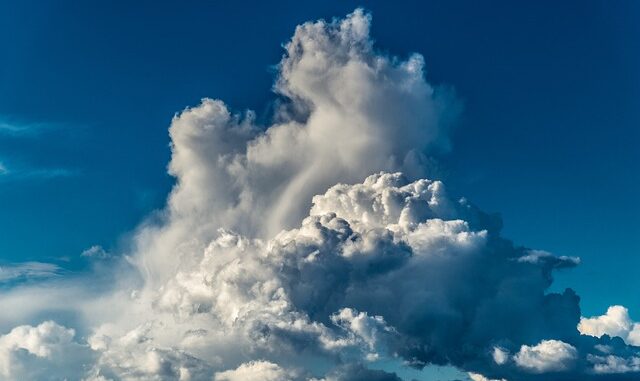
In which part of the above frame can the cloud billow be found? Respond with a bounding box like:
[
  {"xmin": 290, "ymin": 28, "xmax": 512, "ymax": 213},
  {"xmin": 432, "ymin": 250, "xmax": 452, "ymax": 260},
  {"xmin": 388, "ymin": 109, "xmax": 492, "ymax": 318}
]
[{"xmin": 0, "ymin": 8, "xmax": 637, "ymax": 381}]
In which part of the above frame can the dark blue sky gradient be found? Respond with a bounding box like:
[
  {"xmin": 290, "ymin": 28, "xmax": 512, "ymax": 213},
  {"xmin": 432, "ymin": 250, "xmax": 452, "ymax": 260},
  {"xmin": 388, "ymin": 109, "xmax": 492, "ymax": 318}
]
[{"xmin": 0, "ymin": 0, "xmax": 638, "ymax": 316}]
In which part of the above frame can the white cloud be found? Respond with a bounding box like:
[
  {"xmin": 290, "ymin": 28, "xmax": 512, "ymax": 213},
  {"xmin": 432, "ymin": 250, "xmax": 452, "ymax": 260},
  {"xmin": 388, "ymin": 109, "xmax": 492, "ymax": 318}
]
[
  {"xmin": 578, "ymin": 305, "xmax": 640, "ymax": 346},
  {"xmin": 588, "ymin": 354, "xmax": 640, "ymax": 374},
  {"xmin": 0, "ymin": 120, "xmax": 49, "ymax": 136},
  {"xmin": 0, "ymin": 8, "xmax": 637, "ymax": 381},
  {"xmin": 115, "ymin": 170, "xmax": 590, "ymax": 379},
  {"xmin": 85, "ymin": 322, "xmax": 216, "ymax": 380},
  {"xmin": 136, "ymin": 7, "xmax": 457, "ymax": 290},
  {"xmin": 214, "ymin": 361, "xmax": 299, "ymax": 381},
  {"xmin": 0, "ymin": 321, "xmax": 93, "ymax": 380},
  {"xmin": 0, "ymin": 262, "xmax": 61, "ymax": 283},
  {"xmin": 331, "ymin": 308, "xmax": 395, "ymax": 360},
  {"xmin": 0, "ymin": 161, "xmax": 78, "ymax": 181},
  {"xmin": 468, "ymin": 372, "xmax": 507, "ymax": 381},
  {"xmin": 513, "ymin": 340, "xmax": 577, "ymax": 373},
  {"xmin": 517, "ymin": 250, "xmax": 580, "ymax": 268},
  {"xmin": 492, "ymin": 346, "xmax": 509, "ymax": 365},
  {"xmin": 81, "ymin": 245, "xmax": 111, "ymax": 260}
]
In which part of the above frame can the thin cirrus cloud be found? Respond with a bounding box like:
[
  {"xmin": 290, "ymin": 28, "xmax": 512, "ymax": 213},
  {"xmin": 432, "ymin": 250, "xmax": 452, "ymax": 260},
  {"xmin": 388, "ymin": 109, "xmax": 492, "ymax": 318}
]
[
  {"xmin": 0, "ymin": 120, "xmax": 56, "ymax": 137},
  {"xmin": 0, "ymin": 161, "xmax": 78, "ymax": 181},
  {"xmin": 0, "ymin": 8, "xmax": 637, "ymax": 381},
  {"xmin": 0, "ymin": 262, "xmax": 62, "ymax": 283},
  {"xmin": 0, "ymin": 121, "xmax": 41, "ymax": 137},
  {"xmin": 0, "ymin": 120, "xmax": 78, "ymax": 181}
]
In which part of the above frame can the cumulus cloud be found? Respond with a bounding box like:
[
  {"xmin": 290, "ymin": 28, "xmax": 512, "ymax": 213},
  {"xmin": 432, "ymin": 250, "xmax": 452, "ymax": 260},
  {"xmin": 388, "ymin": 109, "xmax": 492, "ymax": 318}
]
[
  {"xmin": 85, "ymin": 322, "xmax": 215, "ymax": 381},
  {"xmin": 467, "ymin": 372, "xmax": 506, "ymax": 381},
  {"xmin": 579, "ymin": 306, "xmax": 640, "ymax": 346},
  {"xmin": 331, "ymin": 308, "xmax": 394, "ymax": 361},
  {"xmin": 0, "ymin": 8, "xmax": 638, "ymax": 381},
  {"xmin": 137, "ymin": 7, "xmax": 457, "ymax": 289},
  {"xmin": 0, "ymin": 321, "xmax": 93, "ymax": 380},
  {"xmin": 214, "ymin": 361, "xmax": 300, "ymax": 381},
  {"xmin": 88, "ymin": 171, "xmax": 638, "ymax": 380},
  {"xmin": 587, "ymin": 354, "xmax": 640, "ymax": 374},
  {"xmin": 513, "ymin": 340, "xmax": 577, "ymax": 373}
]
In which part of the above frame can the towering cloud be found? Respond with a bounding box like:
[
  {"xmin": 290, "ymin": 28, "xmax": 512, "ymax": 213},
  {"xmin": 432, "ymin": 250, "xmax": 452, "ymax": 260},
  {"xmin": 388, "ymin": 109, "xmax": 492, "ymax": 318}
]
[
  {"xmin": 136, "ymin": 8, "xmax": 456, "ymax": 289},
  {"xmin": 0, "ymin": 8, "xmax": 638, "ymax": 381}
]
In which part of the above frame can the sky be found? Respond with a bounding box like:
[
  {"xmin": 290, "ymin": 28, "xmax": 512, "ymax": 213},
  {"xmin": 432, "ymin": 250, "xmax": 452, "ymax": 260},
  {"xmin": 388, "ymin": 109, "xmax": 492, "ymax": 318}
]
[{"xmin": 0, "ymin": 1, "xmax": 639, "ymax": 380}]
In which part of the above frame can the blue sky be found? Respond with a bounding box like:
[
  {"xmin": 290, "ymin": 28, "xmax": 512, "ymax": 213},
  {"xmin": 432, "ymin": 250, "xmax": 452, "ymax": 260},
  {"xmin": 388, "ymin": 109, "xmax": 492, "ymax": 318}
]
[{"xmin": 0, "ymin": 0, "xmax": 638, "ymax": 371}]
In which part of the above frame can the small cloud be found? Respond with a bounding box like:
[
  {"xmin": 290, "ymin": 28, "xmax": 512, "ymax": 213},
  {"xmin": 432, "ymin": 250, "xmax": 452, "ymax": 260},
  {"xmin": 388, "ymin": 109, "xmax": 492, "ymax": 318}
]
[
  {"xmin": 23, "ymin": 167, "xmax": 79, "ymax": 179},
  {"xmin": 517, "ymin": 249, "xmax": 580, "ymax": 268},
  {"xmin": 0, "ymin": 161, "xmax": 78, "ymax": 182},
  {"xmin": 492, "ymin": 346, "xmax": 510, "ymax": 365},
  {"xmin": 0, "ymin": 118, "xmax": 66, "ymax": 138},
  {"xmin": 513, "ymin": 340, "xmax": 577, "ymax": 373},
  {"xmin": 0, "ymin": 118, "xmax": 79, "ymax": 182},
  {"xmin": 468, "ymin": 372, "xmax": 507, "ymax": 381},
  {"xmin": 0, "ymin": 262, "xmax": 62, "ymax": 283},
  {"xmin": 81, "ymin": 245, "xmax": 111, "ymax": 260}
]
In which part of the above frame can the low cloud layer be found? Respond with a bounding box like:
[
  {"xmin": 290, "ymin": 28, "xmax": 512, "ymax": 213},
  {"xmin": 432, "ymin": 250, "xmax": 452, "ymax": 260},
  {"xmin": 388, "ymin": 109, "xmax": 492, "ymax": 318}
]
[{"xmin": 0, "ymin": 8, "xmax": 637, "ymax": 381}]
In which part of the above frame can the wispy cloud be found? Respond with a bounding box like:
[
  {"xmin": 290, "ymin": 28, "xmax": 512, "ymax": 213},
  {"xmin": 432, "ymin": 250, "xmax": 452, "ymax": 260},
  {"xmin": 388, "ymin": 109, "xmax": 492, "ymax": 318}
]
[
  {"xmin": 0, "ymin": 120, "xmax": 55, "ymax": 137},
  {"xmin": 0, "ymin": 161, "xmax": 79, "ymax": 182},
  {"xmin": 0, "ymin": 118, "xmax": 79, "ymax": 182},
  {"xmin": 0, "ymin": 262, "xmax": 62, "ymax": 283}
]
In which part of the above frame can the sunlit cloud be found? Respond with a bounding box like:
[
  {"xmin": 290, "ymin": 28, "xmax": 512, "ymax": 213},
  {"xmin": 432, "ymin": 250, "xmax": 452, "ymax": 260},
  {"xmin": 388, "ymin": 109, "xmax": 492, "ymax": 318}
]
[{"xmin": 0, "ymin": 8, "xmax": 636, "ymax": 381}]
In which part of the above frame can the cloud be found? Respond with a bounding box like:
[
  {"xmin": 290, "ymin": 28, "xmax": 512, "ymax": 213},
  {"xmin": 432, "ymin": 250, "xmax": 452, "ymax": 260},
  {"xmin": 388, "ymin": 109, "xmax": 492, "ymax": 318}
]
[
  {"xmin": 0, "ymin": 120, "xmax": 50, "ymax": 137},
  {"xmin": 0, "ymin": 321, "xmax": 93, "ymax": 380},
  {"xmin": 517, "ymin": 249, "xmax": 580, "ymax": 268},
  {"xmin": 81, "ymin": 245, "xmax": 112, "ymax": 260},
  {"xmin": 0, "ymin": 161, "xmax": 78, "ymax": 181},
  {"xmin": 467, "ymin": 372, "xmax": 506, "ymax": 381},
  {"xmin": 214, "ymin": 361, "xmax": 300, "ymax": 381},
  {"xmin": 587, "ymin": 354, "xmax": 640, "ymax": 374},
  {"xmin": 0, "ymin": 262, "xmax": 62, "ymax": 283},
  {"xmin": 492, "ymin": 347, "xmax": 509, "ymax": 365},
  {"xmin": 137, "ymin": 7, "xmax": 457, "ymax": 289},
  {"xmin": 578, "ymin": 306, "xmax": 640, "ymax": 346},
  {"xmin": 331, "ymin": 308, "xmax": 394, "ymax": 361},
  {"xmin": 0, "ymin": 118, "xmax": 76, "ymax": 138},
  {"xmin": 91, "ymin": 171, "xmax": 638, "ymax": 380},
  {"xmin": 513, "ymin": 340, "xmax": 577, "ymax": 373},
  {"xmin": 86, "ymin": 322, "xmax": 215, "ymax": 381},
  {"xmin": 0, "ymin": 119, "xmax": 78, "ymax": 182},
  {"xmin": 0, "ymin": 8, "xmax": 638, "ymax": 381}
]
